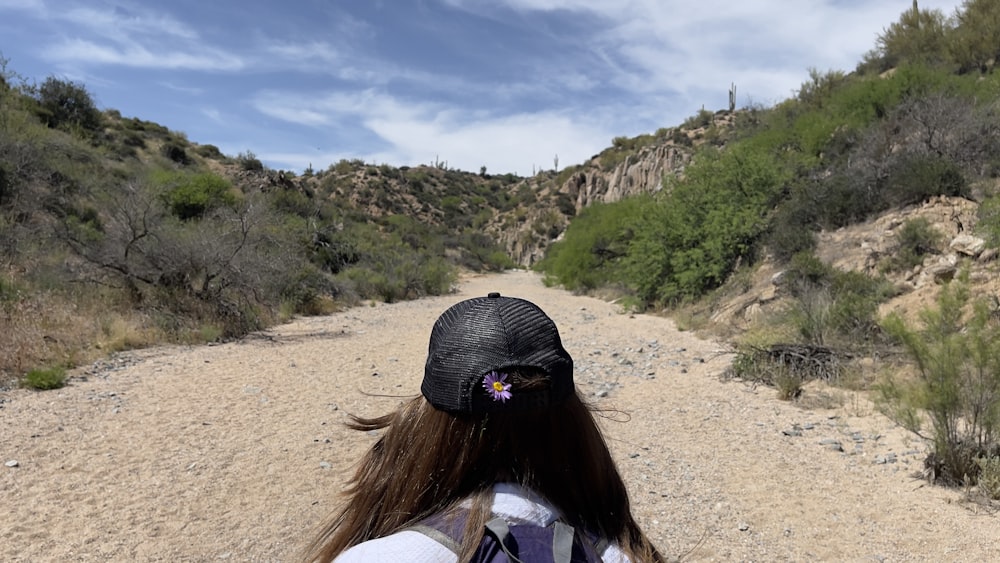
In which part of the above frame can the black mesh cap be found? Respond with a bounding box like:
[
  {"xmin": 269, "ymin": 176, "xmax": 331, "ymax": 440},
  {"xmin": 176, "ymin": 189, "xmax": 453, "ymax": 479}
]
[{"xmin": 421, "ymin": 292, "xmax": 574, "ymax": 413}]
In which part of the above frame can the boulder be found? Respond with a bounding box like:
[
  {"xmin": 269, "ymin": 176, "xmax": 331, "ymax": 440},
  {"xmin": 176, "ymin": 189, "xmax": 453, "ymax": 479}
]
[{"xmin": 949, "ymin": 234, "xmax": 986, "ymax": 257}]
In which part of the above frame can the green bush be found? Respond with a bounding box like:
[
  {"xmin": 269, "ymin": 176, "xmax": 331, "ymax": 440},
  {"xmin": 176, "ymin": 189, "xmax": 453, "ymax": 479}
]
[
  {"xmin": 859, "ymin": 4, "xmax": 950, "ymax": 74},
  {"xmin": 682, "ymin": 109, "xmax": 714, "ymax": 129},
  {"xmin": 878, "ymin": 277, "xmax": 1000, "ymax": 486},
  {"xmin": 976, "ymin": 456, "xmax": 1000, "ymax": 500},
  {"xmin": 949, "ymin": 0, "xmax": 1000, "ymax": 73},
  {"xmin": 729, "ymin": 347, "xmax": 806, "ymax": 400},
  {"xmin": 623, "ymin": 143, "xmax": 789, "ymax": 305},
  {"xmin": 767, "ymin": 183, "xmax": 820, "ymax": 263},
  {"xmin": 32, "ymin": 77, "xmax": 103, "ymax": 134},
  {"xmin": 161, "ymin": 172, "xmax": 236, "ymax": 220},
  {"xmin": 882, "ymin": 217, "xmax": 943, "ymax": 272},
  {"xmin": 785, "ymin": 253, "xmax": 895, "ymax": 346},
  {"xmin": 976, "ymin": 193, "xmax": 1000, "ymax": 247},
  {"xmin": 884, "ymin": 154, "xmax": 968, "ymax": 207},
  {"xmin": 237, "ymin": 150, "xmax": 264, "ymax": 171},
  {"xmin": 22, "ymin": 366, "xmax": 67, "ymax": 390},
  {"xmin": 161, "ymin": 141, "xmax": 190, "ymax": 165},
  {"xmin": 194, "ymin": 144, "xmax": 223, "ymax": 159},
  {"xmin": 536, "ymin": 197, "xmax": 644, "ymax": 292}
]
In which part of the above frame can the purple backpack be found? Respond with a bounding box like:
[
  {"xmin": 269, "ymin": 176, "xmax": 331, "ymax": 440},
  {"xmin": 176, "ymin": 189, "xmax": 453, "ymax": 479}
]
[{"xmin": 409, "ymin": 512, "xmax": 609, "ymax": 563}]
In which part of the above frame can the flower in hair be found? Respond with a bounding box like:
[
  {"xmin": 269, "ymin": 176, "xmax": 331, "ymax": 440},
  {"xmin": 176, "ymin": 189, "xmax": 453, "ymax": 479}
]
[{"xmin": 483, "ymin": 371, "xmax": 512, "ymax": 403}]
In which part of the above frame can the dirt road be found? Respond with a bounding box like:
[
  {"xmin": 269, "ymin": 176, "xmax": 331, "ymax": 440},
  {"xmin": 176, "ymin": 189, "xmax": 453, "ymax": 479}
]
[{"xmin": 2, "ymin": 270, "xmax": 996, "ymax": 561}]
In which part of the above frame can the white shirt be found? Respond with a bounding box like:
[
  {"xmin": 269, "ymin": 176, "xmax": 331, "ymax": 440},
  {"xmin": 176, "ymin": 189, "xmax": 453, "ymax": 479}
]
[{"xmin": 333, "ymin": 483, "xmax": 630, "ymax": 562}]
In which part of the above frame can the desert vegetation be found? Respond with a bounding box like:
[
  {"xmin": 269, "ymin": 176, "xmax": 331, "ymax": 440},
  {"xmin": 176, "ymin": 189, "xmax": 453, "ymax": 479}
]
[
  {"xmin": 0, "ymin": 57, "xmax": 515, "ymax": 390},
  {"xmin": 3, "ymin": 0, "xmax": 1000, "ymax": 499},
  {"xmin": 536, "ymin": 0, "xmax": 1000, "ymax": 494}
]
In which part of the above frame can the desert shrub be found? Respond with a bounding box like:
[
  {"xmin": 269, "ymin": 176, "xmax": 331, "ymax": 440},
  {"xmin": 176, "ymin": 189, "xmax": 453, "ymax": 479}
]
[
  {"xmin": 268, "ymin": 187, "xmax": 315, "ymax": 219},
  {"xmin": 22, "ymin": 365, "xmax": 67, "ymax": 390},
  {"xmin": 882, "ymin": 217, "xmax": 944, "ymax": 272},
  {"xmin": 858, "ymin": 4, "xmax": 950, "ymax": 74},
  {"xmin": 280, "ymin": 266, "xmax": 339, "ymax": 317},
  {"xmin": 976, "ymin": 193, "xmax": 1000, "ymax": 247},
  {"xmin": 785, "ymin": 253, "xmax": 895, "ymax": 346},
  {"xmin": 32, "ymin": 76, "xmax": 103, "ymax": 135},
  {"xmin": 622, "ymin": 143, "xmax": 788, "ymax": 305},
  {"xmin": 767, "ymin": 182, "xmax": 820, "ymax": 263},
  {"xmin": 340, "ymin": 251, "xmax": 455, "ymax": 303},
  {"xmin": 682, "ymin": 108, "xmax": 714, "ymax": 130},
  {"xmin": 554, "ymin": 192, "xmax": 576, "ymax": 217},
  {"xmin": 310, "ymin": 225, "xmax": 362, "ymax": 274},
  {"xmin": 161, "ymin": 141, "xmax": 190, "ymax": 165},
  {"xmin": 330, "ymin": 223, "xmax": 456, "ymax": 303},
  {"xmin": 536, "ymin": 198, "xmax": 644, "ymax": 292},
  {"xmin": 121, "ymin": 132, "xmax": 145, "ymax": 148},
  {"xmin": 796, "ymin": 68, "xmax": 849, "ymax": 110},
  {"xmin": 878, "ymin": 277, "xmax": 1000, "ymax": 486},
  {"xmin": 976, "ymin": 456, "xmax": 1000, "ymax": 500},
  {"xmin": 450, "ymin": 231, "xmax": 515, "ymax": 271},
  {"xmin": 883, "ymin": 154, "xmax": 968, "ymax": 207},
  {"xmin": 160, "ymin": 171, "xmax": 236, "ymax": 220},
  {"xmin": 194, "ymin": 144, "xmax": 223, "ymax": 159},
  {"xmin": 948, "ymin": 0, "xmax": 1000, "ymax": 74},
  {"xmin": 729, "ymin": 347, "xmax": 806, "ymax": 400},
  {"xmin": 237, "ymin": 150, "xmax": 264, "ymax": 171},
  {"xmin": 60, "ymin": 180, "xmax": 306, "ymax": 338}
]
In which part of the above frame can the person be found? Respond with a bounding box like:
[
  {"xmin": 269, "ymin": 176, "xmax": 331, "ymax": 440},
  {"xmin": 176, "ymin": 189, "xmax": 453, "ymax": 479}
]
[{"xmin": 302, "ymin": 292, "xmax": 665, "ymax": 562}]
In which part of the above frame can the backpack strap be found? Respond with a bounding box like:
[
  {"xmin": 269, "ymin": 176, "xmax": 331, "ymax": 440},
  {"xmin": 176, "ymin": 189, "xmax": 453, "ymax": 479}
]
[
  {"xmin": 409, "ymin": 511, "xmax": 608, "ymax": 562},
  {"xmin": 484, "ymin": 517, "xmax": 523, "ymax": 563},
  {"xmin": 550, "ymin": 521, "xmax": 576, "ymax": 563},
  {"xmin": 406, "ymin": 522, "xmax": 461, "ymax": 554},
  {"xmin": 485, "ymin": 517, "xmax": 579, "ymax": 563},
  {"xmin": 593, "ymin": 536, "xmax": 610, "ymax": 557}
]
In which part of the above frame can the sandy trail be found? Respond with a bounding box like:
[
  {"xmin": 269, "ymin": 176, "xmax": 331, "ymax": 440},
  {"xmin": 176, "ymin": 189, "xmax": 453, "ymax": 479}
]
[{"xmin": 2, "ymin": 270, "xmax": 997, "ymax": 562}]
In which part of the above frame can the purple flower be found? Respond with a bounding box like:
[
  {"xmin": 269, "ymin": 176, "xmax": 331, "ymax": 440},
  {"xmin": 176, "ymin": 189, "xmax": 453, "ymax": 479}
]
[{"xmin": 483, "ymin": 371, "xmax": 512, "ymax": 403}]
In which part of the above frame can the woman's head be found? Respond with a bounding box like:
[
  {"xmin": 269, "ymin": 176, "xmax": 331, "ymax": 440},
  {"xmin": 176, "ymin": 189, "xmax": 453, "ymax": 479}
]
[
  {"xmin": 421, "ymin": 292, "xmax": 574, "ymax": 414},
  {"xmin": 303, "ymin": 293, "xmax": 663, "ymax": 561}
]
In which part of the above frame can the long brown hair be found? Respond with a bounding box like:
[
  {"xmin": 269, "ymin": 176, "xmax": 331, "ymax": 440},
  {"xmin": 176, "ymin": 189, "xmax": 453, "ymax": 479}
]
[{"xmin": 302, "ymin": 371, "xmax": 664, "ymax": 562}]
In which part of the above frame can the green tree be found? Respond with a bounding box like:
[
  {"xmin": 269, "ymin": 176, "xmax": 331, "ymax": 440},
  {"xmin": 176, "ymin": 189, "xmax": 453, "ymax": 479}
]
[
  {"xmin": 33, "ymin": 76, "xmax": 102, "ymax": 134},
  {"xmin": 862, "ymin": 3, "xmax": 950, "ymax": 73},
  {"xmin": 624, "ymin": 144, "xmax": 789, "ymax": 304},
  {"xmin": 156, "ymin": 171, "xmax": 237, "ymax": 220},
  {"xmin": 948, "ymin": 0, "xmax": 1000, "ymax": 73},
  {"xmin": 537, "ymin": 198, "xmax": 644, "ymax": 292},
  {"xmin": 879, "ymin": 277, "xmax": 1000, "ymax": 485}
]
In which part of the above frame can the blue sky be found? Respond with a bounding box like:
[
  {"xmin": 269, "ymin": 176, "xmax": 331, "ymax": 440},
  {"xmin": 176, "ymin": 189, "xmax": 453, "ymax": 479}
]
[{"xmin": 0, "ymin": 0, "xmax": 966, "ymax": 176}]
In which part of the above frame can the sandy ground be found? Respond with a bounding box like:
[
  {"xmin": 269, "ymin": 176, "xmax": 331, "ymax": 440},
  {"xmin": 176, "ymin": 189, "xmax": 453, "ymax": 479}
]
[{"xmin": 2, "ymin": 270, "xmax": 999, "ymax": 562}]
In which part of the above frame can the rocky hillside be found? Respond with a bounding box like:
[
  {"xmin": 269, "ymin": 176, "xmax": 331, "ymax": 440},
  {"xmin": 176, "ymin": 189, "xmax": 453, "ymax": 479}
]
[
  {"xmin": 210, "ymin": 112, "xmax": 729, "ymax": 268},
  {"xmin": 484, "ymin": 112, "xmax": 733, "ymax": 265},
  {"xmin": 710, "ymin": 194, "xmax": 1000, "ymax": 334}
]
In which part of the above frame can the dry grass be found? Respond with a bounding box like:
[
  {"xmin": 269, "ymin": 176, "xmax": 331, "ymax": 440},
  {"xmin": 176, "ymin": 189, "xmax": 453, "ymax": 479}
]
[{"xmin": 0, "ymin": 285, "xmax": 163, "ymax": 388}]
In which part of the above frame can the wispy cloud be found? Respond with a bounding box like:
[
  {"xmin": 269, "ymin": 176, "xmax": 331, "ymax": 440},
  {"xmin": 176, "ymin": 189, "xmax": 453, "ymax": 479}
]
[
  {"xmin": 253, "ymin": 87, "xmax": 615, "ymax": 174},
  {"xmin": 8, "ymin": 1, "xmax": 245, "ymax": 72},
  {"xmin": 2, "ymin": 0, "xmax": 966, "ymax": 177},
  {"xmin": 200, "ymin": 108, "xmax": 223, "ymax": 123},
  {"xmin": 0, "ymin": 0, "xmax": 44, "ymax": 11},
  {"xmin": 265, "ymin": 41, "xmax": 343, "ymax": 64},
  {"xmin": 41, "ymin": 38, "xmax": 244, "ymax": 71},
  {"xmin": 60, "ymin": 5, "xmax": 199, "ymax": 41}
]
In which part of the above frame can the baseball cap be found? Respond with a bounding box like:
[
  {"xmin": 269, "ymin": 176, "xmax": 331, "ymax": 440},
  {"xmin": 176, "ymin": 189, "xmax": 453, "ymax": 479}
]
[{"xmin": 421, "ymin": 292, "xmax": 574, "ymax": 413}]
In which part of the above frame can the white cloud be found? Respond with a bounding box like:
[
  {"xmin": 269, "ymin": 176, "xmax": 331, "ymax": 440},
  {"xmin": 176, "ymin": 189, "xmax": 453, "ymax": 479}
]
[
  {"xmin": 367, "ymin": 110, "xmax": 610, "ymax": 175},
  {"xmin": 253, "ymin": 87, "xmax": 615, "ymax": 175},
  {"xmin": 444, "ymin": 0, "xmax": 964, "ymax": 112},
  {"xmin": 42, "ymin": 38, "xmax": 244, "ymax": 71},
  {"xmin": 0, "ymin": 0, "xmax": 43, "ymax": 10},
  {"xmin": 159, "ymin": 81, "xmax": 204, "ymax": 95},
  {"xmin": 60, "ymin": 6, "xmax": 199, "ymax": 41},
  {"xmin": 201, "ymin": 108, "xmax": 223, "ymax": 123},
  {"xmin": 266, "ymin": 41, "xmax": 342, "ymax": 64}
]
